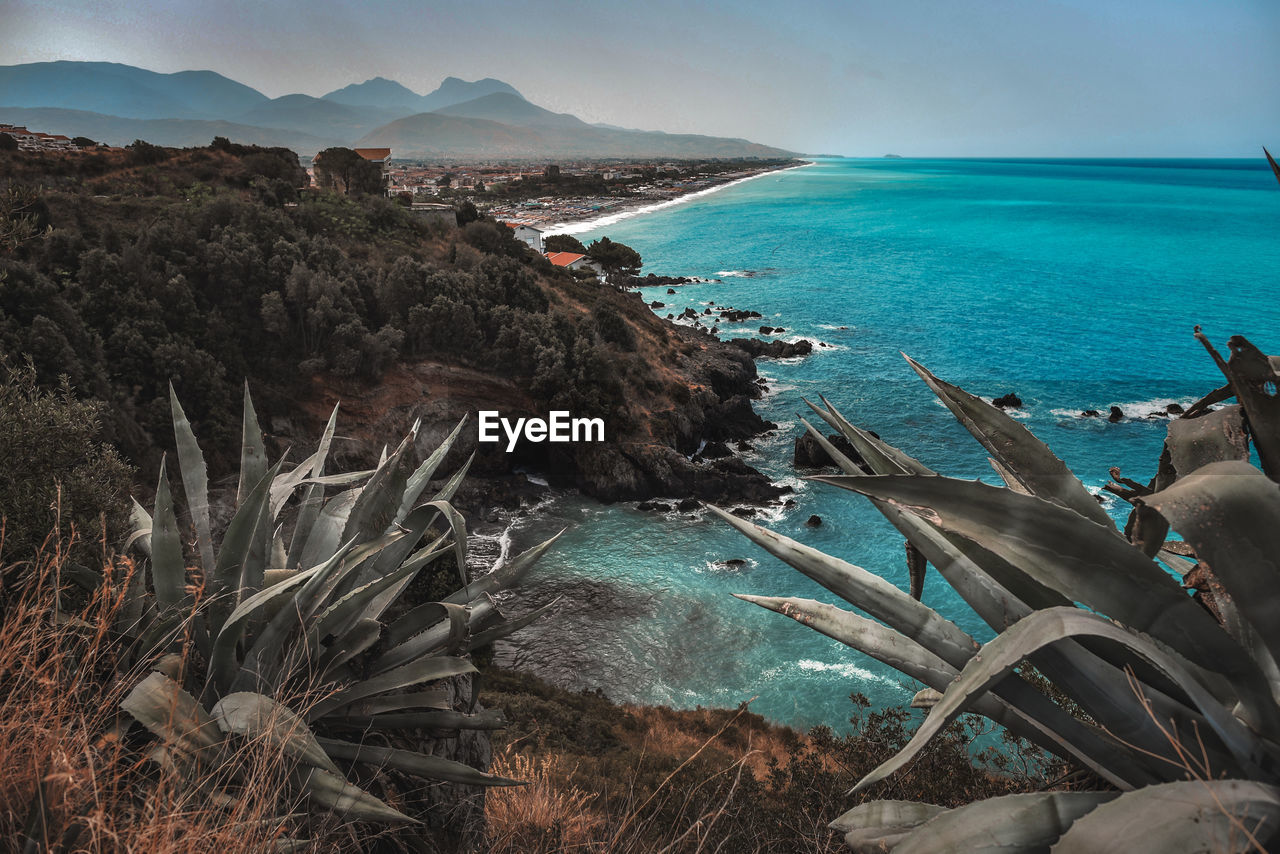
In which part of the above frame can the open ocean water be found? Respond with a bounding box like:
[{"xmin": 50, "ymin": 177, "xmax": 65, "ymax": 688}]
[{"xmin": 492, "ymin": 157, "xmax": 1280, "ymax": 731}]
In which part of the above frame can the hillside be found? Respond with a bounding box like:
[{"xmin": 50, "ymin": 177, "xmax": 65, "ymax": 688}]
[
  {"xmin": 0, "ymin": 143, "xmax": 784, "ymax": 508},
  {"xmin": 1, "ymin": 61, "xmax": 796, "ymax": 160}
]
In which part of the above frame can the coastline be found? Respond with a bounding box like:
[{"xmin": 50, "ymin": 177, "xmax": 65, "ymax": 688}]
[{"xmin": 539, "ymin": 160, "xmax": 814, "ymax": 236}]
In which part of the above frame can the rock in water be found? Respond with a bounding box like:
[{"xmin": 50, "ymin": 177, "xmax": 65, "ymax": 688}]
[
  {"xmin": 1108, "ymin": 406, "xmax": 1124, "ymax": 423},
  {"xmin": 806, "ymin": 515, "xmax": 822, "ymax": 527},
  {"xmin": 992, "ymin": 392, "xmax": 1023, "ymax": 409}
]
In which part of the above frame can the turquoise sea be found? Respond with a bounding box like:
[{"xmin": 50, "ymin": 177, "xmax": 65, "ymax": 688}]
[{"xmin": 494, "ymin": 158, "xmax": 1280, "ymax": 731}]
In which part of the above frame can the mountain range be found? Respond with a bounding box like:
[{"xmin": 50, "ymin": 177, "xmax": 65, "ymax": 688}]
[{"xmin": 0, "ymin": 61, "xmax": 793, "ymax": 160}]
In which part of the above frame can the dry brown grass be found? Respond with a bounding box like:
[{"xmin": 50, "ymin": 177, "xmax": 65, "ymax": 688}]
[{"xmin": 0, "ymin": 535, "xmax": 318, "ymax": 853}]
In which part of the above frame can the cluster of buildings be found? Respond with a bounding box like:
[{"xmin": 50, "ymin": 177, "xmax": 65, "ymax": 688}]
[{"xmin": 0, "ymin": 123, "xmax": 84, "ymax": 151}]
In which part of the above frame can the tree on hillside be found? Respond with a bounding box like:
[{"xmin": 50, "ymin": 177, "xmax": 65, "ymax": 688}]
[
  {"xmin": 313, "ymin": 147, "xmax": 384, "ymax": 196},
  {"xmin": 587, "ymin": 236, "xmax": 642, "ymax": 276},
  {"xmin": 71, "ymin": 136, "xmax": 97, "ymax": 149},
  {"xmin": 0, "ymin": 134, "xmax": 17, "ymax": 152},
  {"xmin": 545, "ymin": 234, "xmax": 587, "ymax": 254}
]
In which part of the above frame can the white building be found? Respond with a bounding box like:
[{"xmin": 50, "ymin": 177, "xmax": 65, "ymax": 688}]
[{"xmin": 508, "ymin": 224, "xmax": 544, "ymax": 253}]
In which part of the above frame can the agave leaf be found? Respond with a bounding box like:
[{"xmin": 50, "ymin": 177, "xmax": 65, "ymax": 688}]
[
  {"xmin": 208, "ymin": 559, "xmax": 332, "ymax": 695},
  {"xmin": 269, "ymin": 454, "xmax": 319, "ymax": 523},
  {"xmin": 374, "ymin": 601, "xmax": 483, "ymax": 674},
  {"xmin": 299, "ymin": 489, "xmax": 359, "ymax": 572},
  {"xmin": 830, "ymin": 800, "xmax": 945, "ymax": 834},
  {"xmin": 293, "ymin": 766, "xmax": 417, "ymax": 823},
  {"xmin": 466, "ymin": 597, "xmax": 559, "ymax": 652},
  {"xmin": 892, "ymin": 791, "xmax": 1118, "ymax": 854},
  {"xmin": 1166, "ymin": 406, "xmax": 1250, "ymax": 478},
  {"xmin": 711, "ymin": 507, "xmax": 980, "ymax": 668},
  {"xmin": 1195, "ymin": 330, "xmax": 1280, "ymax": 481},
  {"xmin": 310, "ymin": 541, "xmax": 448, "ymax": 644},
  {"xmin": 318, "ymin": 619, "xmax": 383, "ymax": 678},
  {"xmin": 121, "ymin": 672, "xmax": 222, "ymax": 762},
  {"xmin": 214, "ymin": 459, "xmax": 286, "ymax": 600},
  {"xmin": 850, "ymin": 607, "xmax": 1269, "ymax": 795},
  {"xmin": 1050, "ymin": 779, "xmax": 1280, "ymax": 854},
  {"xmin": 150, "ymin": 457, "xmax": 186, "ymax": 611},
  {"xmin": 211, "ymin": 692, "xmax": 340, "ymax": 774},
  {"xmin": 806, "ymin": 396, "xmax": 932, "ymax": 476},
  {"xmin": 429, "ymin": 453, "xmax": 474, "ymax": 505},
  {"xmin": 444, "ymin": 530, "xmax": 562, "ymax": 605},
  {"xmin": 395, "ymin": 417, "xmax": 468, "ymax": 525},
  {"xmin": 1267, "ymin": 147, "xmax": 1280, "ymax": 185},
  {"xmin": 328, "ymin": 689, "xmax": 451, "ymax": 717},
  {"xmin": 286, "ymin": 404, "xmax": 341, "ymax": 569},
  {"xmin": 902, "ymin": 354, "xmax": 1115, "ymax": 529},
  {"xmin": 1142, "ymin": 461, "xmax": 1280, "ymax": 684},
  {"xmin": 128, "ymin": 498, "xmax": 153, "ymax": 557},
  {"xmin": 307, "ymin": 656, "xmax": 476, "ymax": 721},
  {"xmin": 341, "ymin": 431, "xmax": 416, "ymax": 546},
  {"xmin": 418, "ymin": 500, "xmax": 468, "ymax": 586},
  {"xmin": 323, "ymin": 708, "xmax": 507, "ymax": 731},
  {"xmin": 868, "ymin": 497, "xmax": 1212, "ymax": 766},
  {"xmin": 317, "ymin": 738, "xmax": 521, "ymax": 787},
  {"xmin": 816, "ymin": 475, "xmax": 1254, "ymax": 689},
  {"xmin": 798, "ymin": 416, "xmax": 864, "ymax": 475},
  {"xmin": 351, "ymin": 534, "xmax": 452, "ymax": 630},
  {"xmin": 736, "ymin": 594, "xmax": 1147, "ymax": 789},
  {"xmin": 169, "ymin": 384, "xmax": 214, "ymax": 572},
  {"xmin": 237, "ymin": 383, "xmax": 268, "ymax": 510},
  {"xmin": 233, "ymin": 532, "xmax": 402, "ymax": 693}
]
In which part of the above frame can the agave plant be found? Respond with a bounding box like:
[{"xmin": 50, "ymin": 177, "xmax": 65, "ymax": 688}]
[
  {"xmin": 719, "ymin": 330, "xmax": 1280, "ymax": 852},
  {"xmin": 114, "ymin": 384, "xmax": 559, "ymax": 827}
]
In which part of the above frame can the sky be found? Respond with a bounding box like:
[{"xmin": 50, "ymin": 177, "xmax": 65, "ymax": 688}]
[{"xmin": 4, "ymin": 0, "xmax": 1279, "ymax": 156}]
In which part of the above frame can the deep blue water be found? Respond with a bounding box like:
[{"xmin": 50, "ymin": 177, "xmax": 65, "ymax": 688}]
[{"xmin": 496, "ymin": 157, "xmax": 1280, "ymax": 731}]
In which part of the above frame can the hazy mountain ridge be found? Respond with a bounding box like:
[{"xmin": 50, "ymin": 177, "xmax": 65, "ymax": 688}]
[{"xmin": 1, "ymin": 61, "xmax": 795, "ymax": 159}]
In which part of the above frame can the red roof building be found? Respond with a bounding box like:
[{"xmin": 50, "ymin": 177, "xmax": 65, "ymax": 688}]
[{"xmin": 545, "ymin": 251, "xmax": 587, "ymax": 268}]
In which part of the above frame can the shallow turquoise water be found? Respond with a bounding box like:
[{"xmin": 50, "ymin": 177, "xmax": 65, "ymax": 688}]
[{"xmin": 497, "ymin": 158, "xmax": 1280, "ymax": 731}]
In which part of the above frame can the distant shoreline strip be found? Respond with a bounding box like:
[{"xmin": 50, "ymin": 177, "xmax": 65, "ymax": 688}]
[{"xmin": 542, "ymin": 161, "xmax": 814, "ymax": 236}]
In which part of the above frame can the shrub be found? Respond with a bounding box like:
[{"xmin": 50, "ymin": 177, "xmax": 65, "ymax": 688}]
[{"xmin": 0, "ymin": 359, "xmax": 132, "ymax": 573}]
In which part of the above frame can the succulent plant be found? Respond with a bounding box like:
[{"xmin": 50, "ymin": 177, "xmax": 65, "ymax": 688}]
[
  {"xmin": 114, "ymin": 385, "xmax": 558, "ymax": 826},
  {"xmin": 720, "ymin": 331, "xmax": 1280, "ymax": 852}
]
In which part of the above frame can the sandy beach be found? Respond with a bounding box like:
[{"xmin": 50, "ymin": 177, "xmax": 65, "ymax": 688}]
[{"xmin": 498, "ymin": 160, "xmax": 813, "ymax": 236}]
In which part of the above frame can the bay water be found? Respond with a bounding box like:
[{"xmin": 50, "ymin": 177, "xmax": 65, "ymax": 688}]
[{"xmin": 494, "ymin": 157, "xmax": 1280, "ymax": 731}]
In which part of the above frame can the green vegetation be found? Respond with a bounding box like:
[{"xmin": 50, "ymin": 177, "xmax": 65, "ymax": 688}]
[
  {"xmin": 16, "ymin": 386, "xmax": 556, "ymax": 849},
  {"xmin": 586, "ymin": 236, "xmax": 642, "ymax": 276},
  {"xmin": 0, "ymin": 142, "xmax": 640, "ymax": 468},
  {"xmin": 544, "ymin": 233, "xmax": 587, "ymax": 255},
  {"xmin": 0, "ymin": 359, "xmax": 132, "ymax": 573},
  {"xmin": 722, "ymin": 331, "xmax": 1280, "ymax": 851}
]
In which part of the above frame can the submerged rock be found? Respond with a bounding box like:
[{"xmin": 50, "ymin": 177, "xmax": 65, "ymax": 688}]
[{"xmin": 806, "ymin": 515, "xmax": 822, "ymax": 527}]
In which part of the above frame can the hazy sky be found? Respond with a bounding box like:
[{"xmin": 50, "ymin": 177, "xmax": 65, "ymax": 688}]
[{"xmin": 4, "ymin": 0, "xmax": 1279, "ymax": 156}]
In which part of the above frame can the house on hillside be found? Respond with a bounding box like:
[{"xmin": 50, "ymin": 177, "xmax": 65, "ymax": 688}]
[
  {"xmin": 505, "ymin": 223, "xmax": 544, "ymax": 253},
  {"xmin": 354, "ymin": 147, "xmax": 392, "ymax": 195},
  {"xmin": 410, "ymin": 202, "xmax": 457, "ymax": 227},
  {"xmin": 545, "ymin": 251, "xmax": 602, "ymax": 274}
]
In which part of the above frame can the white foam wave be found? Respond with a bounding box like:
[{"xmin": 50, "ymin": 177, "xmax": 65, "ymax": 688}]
[
  {"xmin": 542, "ymin": 163, "xmax": 813, "ymax": 236},
  {"xmin": 1050, "ymin": 397, "xmax": 1201, "ymax": 420},
  {"xmin": 795, "ymin": 659, "xmax": 897, "ymax": 685}
]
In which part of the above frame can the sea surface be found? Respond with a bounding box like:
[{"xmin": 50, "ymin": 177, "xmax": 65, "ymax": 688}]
[{"xmin": 492, "ymin": 157, "xmax": 1280, "ymax": 732}]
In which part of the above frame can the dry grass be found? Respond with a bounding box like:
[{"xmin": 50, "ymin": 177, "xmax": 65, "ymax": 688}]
[{"xmin": 0, "ymin": 534, "xmax": 317, "ymax": 853}]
